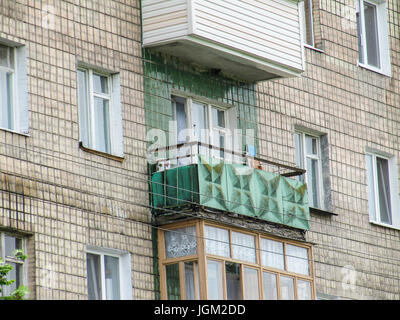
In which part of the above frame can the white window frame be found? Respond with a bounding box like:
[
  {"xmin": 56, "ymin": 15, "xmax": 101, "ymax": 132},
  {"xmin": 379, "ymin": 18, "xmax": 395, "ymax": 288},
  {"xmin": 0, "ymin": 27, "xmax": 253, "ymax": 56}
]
[
  {"xmin": 90, "ymin": 69, "xmax": 111, "ymax": 154},
  {"xmin": 77, "ymin": 67, "xmax": 124, "ymax": 157},
  {"xmin": 172, "ymin": 97, "xmax": 231, "ymax": 144},
  {"xmin": 0, "ymin": 42, "xmax": 28, "ymax": 135},
  {"xmin": 0, "ymin": 232, "xmax": 27, "ymax": 297},
  {"xmin": 294, "ymin": 131, "xmax": 324, "ymax": 210},
  {"xmin": 366, "ymin": 151, "xmax": 400, "ymax": 229},
  {"xmin": 356, "ymin": 0, "xmax": 391, "ymax": 76},
  {"xmin": 170, "ymin": 95, "xmax": 237, "ymax": 165},
  {"xmin": 210, "ymin": 105, "xmax": 230, "ymax": 159},
  {"xmin": 86, "ymin": 246, "xmax": 132, "ymax": 300},
  {"xmin": 299, "ymin": 0, "xmax": 315, "ymax": 48},
  {"xmin": 0, "ymin": 45, "xmax": 16, "ymax": 131}
]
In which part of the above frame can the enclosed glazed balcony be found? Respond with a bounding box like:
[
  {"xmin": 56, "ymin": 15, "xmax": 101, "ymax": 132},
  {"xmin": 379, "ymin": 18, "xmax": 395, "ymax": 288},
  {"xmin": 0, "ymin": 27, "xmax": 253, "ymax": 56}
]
[
  {"xmin": 142, "ymin": 0, "xmax": 304, "ymax": 82},
  {"xmin": 150, "ymin": 142, "xmax": 310, "ymax": 230}
]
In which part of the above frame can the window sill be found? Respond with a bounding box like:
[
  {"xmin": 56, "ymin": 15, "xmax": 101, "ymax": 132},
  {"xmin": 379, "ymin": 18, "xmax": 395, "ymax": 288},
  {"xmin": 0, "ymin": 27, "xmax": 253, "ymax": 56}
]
[
  {"xmin": 310, "ymin": 207, "xmax": 337, "ymax": 216},
  {"xmin": 79, "ymin": 142, "xmax": 124, "ymax": 162},
  {"xmin": 358, "ymin": 62, "xmax": 391, "ymax": 77},
  {"xmin": 0, "ymin": 127, "xmax": 30, "ymax": 137},
  {"xmin": 370, "ymin": 221, "xmax": 400, "ymax": 231},
  {"xmin": 303, "ymin": 44, "xmax": 325, "ymax": 54}
]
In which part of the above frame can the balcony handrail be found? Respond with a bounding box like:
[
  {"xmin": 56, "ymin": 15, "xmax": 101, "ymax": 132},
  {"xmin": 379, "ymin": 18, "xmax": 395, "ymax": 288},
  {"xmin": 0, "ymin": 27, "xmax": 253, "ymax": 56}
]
[{"xmin": 153, "ymin": 141, "xmax": 305, "ymax": 177}]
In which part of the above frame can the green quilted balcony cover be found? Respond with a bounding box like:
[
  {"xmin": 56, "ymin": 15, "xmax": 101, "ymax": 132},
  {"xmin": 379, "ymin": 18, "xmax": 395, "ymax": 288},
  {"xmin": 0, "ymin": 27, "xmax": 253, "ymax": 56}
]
[{"xmin": 151, "ymin": 155, "xmax": 310, "ymax": 230}]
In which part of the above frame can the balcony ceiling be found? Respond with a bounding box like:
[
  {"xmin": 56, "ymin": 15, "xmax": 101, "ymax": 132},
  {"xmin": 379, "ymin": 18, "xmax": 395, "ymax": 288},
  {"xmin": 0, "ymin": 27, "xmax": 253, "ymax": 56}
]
[{"xmin": 148, "ymin": 40, "xmax": 280, "ymax": 82}]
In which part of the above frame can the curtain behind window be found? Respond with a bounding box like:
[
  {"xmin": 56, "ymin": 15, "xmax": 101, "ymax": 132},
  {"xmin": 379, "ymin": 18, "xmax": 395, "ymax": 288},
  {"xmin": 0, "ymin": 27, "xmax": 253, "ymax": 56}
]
[{"xmin": 87, "ymin": 253, "xmax": 102, "ymax": 300}]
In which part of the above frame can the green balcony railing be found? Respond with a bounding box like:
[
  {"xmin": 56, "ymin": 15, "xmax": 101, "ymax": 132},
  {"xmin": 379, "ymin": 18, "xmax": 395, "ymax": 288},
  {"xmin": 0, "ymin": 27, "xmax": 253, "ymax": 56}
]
[{"xmin": 151, "ymin": 143, "xmax": 310, "ymax": 230}]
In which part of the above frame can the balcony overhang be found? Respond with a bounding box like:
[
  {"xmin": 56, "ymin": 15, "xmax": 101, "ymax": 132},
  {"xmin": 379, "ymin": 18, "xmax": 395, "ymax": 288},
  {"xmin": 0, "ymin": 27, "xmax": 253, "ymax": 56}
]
[{"xmin": 142, "ymin": 0, "xmax": 304, "ymax": 82}]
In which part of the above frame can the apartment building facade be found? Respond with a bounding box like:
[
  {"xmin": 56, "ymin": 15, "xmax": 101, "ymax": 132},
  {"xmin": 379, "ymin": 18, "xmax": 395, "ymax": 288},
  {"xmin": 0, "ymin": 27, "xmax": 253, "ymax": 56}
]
[
  {"xmin": 280, "ymin": 0, "xmax": 400, "ymax": 300},
  {"xmin": 0, "ymin": 0, "xmax": 154, "ymax": 299},
  {"xmin": 0, "ymin": 0, "xmax": 399, "ymax": 301},
  {"xmin": 143, "ymin": 0, "xmax": 400, "ymax": 300}
]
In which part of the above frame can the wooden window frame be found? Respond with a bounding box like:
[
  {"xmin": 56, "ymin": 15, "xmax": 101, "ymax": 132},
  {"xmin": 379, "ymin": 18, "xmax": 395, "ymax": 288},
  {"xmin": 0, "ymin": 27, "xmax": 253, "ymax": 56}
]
[{"xmin": 158, "ymin": 220, "xmax": 316, "ymax": 300}]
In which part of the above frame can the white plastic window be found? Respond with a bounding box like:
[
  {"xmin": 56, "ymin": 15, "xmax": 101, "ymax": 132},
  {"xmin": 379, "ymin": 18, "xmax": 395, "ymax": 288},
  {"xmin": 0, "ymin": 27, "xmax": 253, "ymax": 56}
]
[
  {"xmin": 0, "ymin": 43, "xmax": 28, "ymax": 134},
  {"xmin": 366, "ymin": 152, "xmax": 400, "ymax": 228},
  {"xmin": 356, "ymin": 0, "xmax": 391, "ymax": 75},
  {"xmin": 86, "ymin": 247, "xmax": 132, "ymax": 300},
  {"xmin": 78, "ymin": 68, "xmax": 123, "ymax": 157},
  {"xmin": 295, "ymin": 131, "xmax": 324, "ymax": 209}
]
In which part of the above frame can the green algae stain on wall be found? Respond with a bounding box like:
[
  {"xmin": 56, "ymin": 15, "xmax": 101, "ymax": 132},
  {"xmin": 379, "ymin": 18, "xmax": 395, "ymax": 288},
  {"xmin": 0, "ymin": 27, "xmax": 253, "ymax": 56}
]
[{"xmin": 143, "ymin": 49, "xmax": 259, "ymax": 156}]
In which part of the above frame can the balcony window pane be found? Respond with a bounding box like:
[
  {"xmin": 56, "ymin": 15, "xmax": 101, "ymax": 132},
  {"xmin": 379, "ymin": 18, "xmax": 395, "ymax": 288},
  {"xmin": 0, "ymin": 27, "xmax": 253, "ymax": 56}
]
[
  {"xmin": 173, "ymin": 99, "xmax": 187, "ymax": 144},
  {"xmin": 165, "ymin": 226, "xmax": 197, "ymax": 259},
  {"xmin": 297, "ymin": 280, "xmax": 312, "ymax": 300},
  {"xmin": 184, "ymin": 262, "xmax": 199, "ymax": 300},
  {"xmin": 212, "ymin": 130, "xmax": 225, "ymax": 158},
  {"xmin": 286, "ymin": 244, "xmax": 309, "ymax": 275},
  {"xmin": 212, "ymin": 107, "xmax": 225, "ymax": 128},
  {"xmin": 207, "ymin": 260, "xmax": 223, "ymax": 299},
  {"xmin": 105, "ymin": 255, "xmax": 120, "ymax": 300},
  {"xmin": 280, "ymin": 276, "xmax": 295, "ymax": 300},
  {"xmin": 192, "ymin": 102, "xmax": 207, "ymax": 143},
  {"xmin": 192, "ymin": 101, "xmax": 208, "ymax": 156},
  {"xmin": 166, "ymin": 263, "xmax": 181, "ymax": 300},
  {"xmin": 226, "ymin": 262, "xmax": 242, "ymax": 300},
  {"xmin": 364, "ymin": 2, "xmax": 380, "ymax": 68},
  {"xmin": 263, "ymin": 272, "xmax": 278, "ymax": 300},
  {"xmin": 87, "ymin": 253, "xmax": 102, "ymax": 300},
  {"xmin": 376, "ymin": 157, "xmax": 392, "ymax": 224},
  {"xmin": 219, "ymin": 134, "xmax": 225, "ymax": 157},
  {"xmin": 232, "ymin": 232, "xmax": 256, "ymax": 263},
  {"xmin": 205, "ymin": 226, "xmax": 230, "ymax": 258},
  {"xmin": 244, "ymin": 267, "xmax": 259, "ymax": 300},
  {"xmin": 260, "ymin": 238, "xmax": 284, "ymax": 270}
]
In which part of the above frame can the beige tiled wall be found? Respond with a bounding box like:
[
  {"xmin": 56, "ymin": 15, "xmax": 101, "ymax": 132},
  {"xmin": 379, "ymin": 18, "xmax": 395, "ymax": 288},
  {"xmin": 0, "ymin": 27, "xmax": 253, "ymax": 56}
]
[
  {"xmin": 257, "ymin": 0, "xmax": 400, "ymax": 299},
  {"xmin": 2, "ymin": 0, "xmax": 400, "ymax": 301},
  {"xmin": 0, "ymin": 0, "xmax": 153, "ymax": 299}
]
